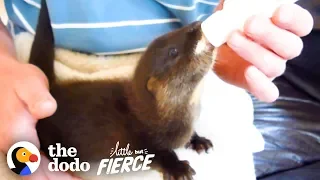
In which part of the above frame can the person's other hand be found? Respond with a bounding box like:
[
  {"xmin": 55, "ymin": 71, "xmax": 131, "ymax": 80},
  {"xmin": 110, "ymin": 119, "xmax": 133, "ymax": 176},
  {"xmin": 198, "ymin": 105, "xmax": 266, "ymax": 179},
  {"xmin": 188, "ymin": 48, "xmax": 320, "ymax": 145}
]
[
  {"xmin": 0, "ymin": 57, "xmax": 78, "ymax": 179},
  {"xmin": 213, "ymin": 1, "xmax": 314, "ymax": 102}
]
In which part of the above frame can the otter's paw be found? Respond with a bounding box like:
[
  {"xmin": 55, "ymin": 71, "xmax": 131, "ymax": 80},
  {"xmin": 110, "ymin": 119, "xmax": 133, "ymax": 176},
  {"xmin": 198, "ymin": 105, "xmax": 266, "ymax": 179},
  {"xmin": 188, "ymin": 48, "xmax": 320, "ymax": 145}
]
[
  {"xmin": 163, "ymin": 160, "xmax": 195, "ymax": 180},
  {"xmin": 185, "ymin": 134, "xmax": 213, "ymax": 154}
]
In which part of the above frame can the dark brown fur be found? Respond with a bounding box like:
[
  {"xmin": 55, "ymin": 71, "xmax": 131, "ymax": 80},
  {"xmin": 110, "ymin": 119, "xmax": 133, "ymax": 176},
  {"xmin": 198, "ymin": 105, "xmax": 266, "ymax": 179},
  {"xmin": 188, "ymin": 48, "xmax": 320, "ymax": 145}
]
[{"xmin": 30, "ymin": 0, "xmax": 215, "ymax": 179}]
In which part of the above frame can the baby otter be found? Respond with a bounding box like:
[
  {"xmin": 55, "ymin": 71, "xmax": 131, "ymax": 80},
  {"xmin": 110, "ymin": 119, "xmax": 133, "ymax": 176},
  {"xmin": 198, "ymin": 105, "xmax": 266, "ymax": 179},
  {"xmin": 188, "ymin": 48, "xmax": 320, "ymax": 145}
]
[{"xmin": 30, "ymin": 0, "xmax": 215, "ymax": 179}]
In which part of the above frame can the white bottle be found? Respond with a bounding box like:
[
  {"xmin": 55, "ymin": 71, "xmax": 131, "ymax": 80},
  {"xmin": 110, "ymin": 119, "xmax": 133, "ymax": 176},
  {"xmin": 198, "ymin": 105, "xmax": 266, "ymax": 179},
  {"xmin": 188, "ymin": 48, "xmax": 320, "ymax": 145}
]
[{"xmin": 201, "ymin": 0, "xmax": 298, "ymax": 47}]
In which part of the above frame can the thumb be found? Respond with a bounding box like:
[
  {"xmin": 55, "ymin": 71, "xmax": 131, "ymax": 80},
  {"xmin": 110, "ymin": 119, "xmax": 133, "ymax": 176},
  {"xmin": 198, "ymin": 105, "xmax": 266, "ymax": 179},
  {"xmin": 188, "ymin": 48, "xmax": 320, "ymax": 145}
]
[
  {"xmin": 10, "ymin": 109, "xmax": 41, "ymax": 149},
  {"xmin": 0, "ymin": 97, "xmax": 40, "ymax": 152},
  {"xmin": 15, "ymin": 75, "xmax": 57, "ymax": 120}
]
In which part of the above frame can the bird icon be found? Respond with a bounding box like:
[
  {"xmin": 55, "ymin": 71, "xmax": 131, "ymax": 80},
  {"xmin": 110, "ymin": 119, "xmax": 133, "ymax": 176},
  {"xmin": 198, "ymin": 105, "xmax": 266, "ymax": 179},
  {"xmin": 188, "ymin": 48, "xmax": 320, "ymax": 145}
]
[{"xmin": 10, "ymin": 147, "xmax": 38, "ymax": 176}]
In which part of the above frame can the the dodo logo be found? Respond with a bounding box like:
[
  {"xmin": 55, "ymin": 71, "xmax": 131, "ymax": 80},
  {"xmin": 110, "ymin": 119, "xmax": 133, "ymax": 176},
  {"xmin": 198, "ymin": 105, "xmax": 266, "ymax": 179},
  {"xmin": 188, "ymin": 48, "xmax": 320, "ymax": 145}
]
[{"xmin": 7, "ymin": 141, "xmax": 41, "ymax": 176}]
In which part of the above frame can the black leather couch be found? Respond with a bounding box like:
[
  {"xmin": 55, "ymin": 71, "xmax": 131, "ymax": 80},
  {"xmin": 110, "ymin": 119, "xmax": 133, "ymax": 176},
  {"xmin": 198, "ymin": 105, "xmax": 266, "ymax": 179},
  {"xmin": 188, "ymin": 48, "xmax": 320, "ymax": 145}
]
[{"xmin": 253, "ymin": 30, "xmax": 320, "ymax": 180}]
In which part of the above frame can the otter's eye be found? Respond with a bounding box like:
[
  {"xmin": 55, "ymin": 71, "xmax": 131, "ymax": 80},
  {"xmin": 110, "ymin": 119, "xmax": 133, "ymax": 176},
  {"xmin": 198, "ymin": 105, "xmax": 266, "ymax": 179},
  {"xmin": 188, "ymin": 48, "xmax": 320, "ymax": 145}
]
[
  {"xmin": 168, "ymin": 48, "xmax": 178, "ymax": 58},
  {"xmin": 22, "ymin": 152, "xmax": 26, "ymax": 156}
]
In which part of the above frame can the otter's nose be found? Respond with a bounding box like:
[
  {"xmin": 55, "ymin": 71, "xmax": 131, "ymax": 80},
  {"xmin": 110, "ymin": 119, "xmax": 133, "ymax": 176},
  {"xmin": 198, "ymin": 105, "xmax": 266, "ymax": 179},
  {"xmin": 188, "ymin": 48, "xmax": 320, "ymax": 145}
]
[{"xmin": 187, "ymin": 21, "xmax": 202, "ymax": 33}]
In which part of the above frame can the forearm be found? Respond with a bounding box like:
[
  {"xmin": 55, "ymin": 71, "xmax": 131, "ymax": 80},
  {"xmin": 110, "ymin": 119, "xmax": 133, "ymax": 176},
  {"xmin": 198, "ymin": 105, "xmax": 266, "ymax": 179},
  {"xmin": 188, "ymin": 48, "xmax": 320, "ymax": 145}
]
[{"xmin": 0, "ymin": 20, "xmax": 16, "ymax": 60}]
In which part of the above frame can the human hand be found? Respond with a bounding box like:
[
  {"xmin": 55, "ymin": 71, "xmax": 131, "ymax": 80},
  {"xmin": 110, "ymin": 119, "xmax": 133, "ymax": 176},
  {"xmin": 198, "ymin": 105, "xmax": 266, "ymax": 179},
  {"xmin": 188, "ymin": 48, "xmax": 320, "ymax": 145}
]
[
  {"xmin": 213, "ymin": 1, "xmax": 314, "ymax": 102},
  {"xmin": 0, "ymin": 58, "xmax": 78, "ymax": 179}
]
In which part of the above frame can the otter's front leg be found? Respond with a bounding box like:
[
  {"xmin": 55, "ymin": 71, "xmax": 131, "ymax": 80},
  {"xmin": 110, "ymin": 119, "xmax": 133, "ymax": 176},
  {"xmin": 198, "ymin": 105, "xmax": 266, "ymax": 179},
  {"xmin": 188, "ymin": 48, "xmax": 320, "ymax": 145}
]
[
  {"xmin": 151, "ymin": 149, "xmax": 195, "ymax": 180},
  {"xmin": 185, "ymin": 132, "xmax": 213, "ymax": 154}
]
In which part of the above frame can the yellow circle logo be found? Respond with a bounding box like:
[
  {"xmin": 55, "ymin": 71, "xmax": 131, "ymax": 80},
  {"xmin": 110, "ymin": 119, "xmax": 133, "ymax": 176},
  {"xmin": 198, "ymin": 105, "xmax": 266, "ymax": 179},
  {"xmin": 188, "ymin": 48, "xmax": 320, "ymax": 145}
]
[{"xmin": 7, "ymin": 141, "xmax": 41, "ymax": 176}]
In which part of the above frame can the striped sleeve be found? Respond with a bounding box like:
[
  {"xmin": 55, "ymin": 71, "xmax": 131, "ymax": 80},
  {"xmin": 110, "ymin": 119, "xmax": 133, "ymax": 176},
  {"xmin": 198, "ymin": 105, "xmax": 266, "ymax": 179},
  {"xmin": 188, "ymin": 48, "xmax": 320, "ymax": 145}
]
[
  {"xmin": 4, "ymin": 0, "xmax": 218, "ymax": 55},
  {"xmin": 156, "ymin": 0, "xmax": 218, "ymax": 25}
]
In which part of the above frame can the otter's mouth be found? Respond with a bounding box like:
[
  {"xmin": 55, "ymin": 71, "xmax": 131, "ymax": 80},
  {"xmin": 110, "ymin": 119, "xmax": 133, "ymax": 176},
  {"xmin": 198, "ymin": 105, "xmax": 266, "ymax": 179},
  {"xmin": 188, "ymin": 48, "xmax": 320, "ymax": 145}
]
[
  {"xmin": 185, "ymin": 21, "xmax": 215, "ymax": 55},
  {"xmin": 194, "ymin": 30, "xmax": 215, "ymax": 55}
]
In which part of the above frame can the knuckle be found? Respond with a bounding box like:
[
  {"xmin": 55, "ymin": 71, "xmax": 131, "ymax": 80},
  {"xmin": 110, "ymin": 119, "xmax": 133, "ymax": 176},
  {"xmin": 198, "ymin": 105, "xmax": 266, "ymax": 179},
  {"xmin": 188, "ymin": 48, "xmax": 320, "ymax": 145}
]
[
  {"xmin": 291, "ymin": 6, "xmax": 314, "ymax": 37},
  {"xmin": 295, "ymin": 37, "xmax": 304, "ymax": 56},
  {"xmin": 23, "ymin": 64, "xmax": 42, "ymax": 74},
  {"xmin": 245, "ymin": 15, "xmax": 266, "ymax": 36},
  {"xmin": 300, "ymin": 9, "xmax": 314, "ymax": 36},
  {"xmin": 264, "ymin": 57, "xmax": 286, "ymax": 78},
  {"xmin": 274, "ymin": 61, "xmax": 286, "ymax": 77},
  {"xmin": 282, "ymin": 37, "xmax": 303, "ymax": 59},
  {"xmin": 22, "ymin": 64, "xmax": 49, "ymax": 85}
]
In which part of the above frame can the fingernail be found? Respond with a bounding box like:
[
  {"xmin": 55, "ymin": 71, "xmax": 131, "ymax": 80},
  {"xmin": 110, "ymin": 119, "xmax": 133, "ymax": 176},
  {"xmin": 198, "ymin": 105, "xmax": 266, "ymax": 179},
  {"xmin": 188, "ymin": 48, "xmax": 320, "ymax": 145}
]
[
  {"xmin": 277, "ymin": 5, "xmax": 293, "ymax": 26},
  {"xmin": 12, "ymin": 116, "xmax": 40, "ymax": 148},
  {"xmin": 34, "ymin": 98, "xmax": 56, "ymax": 114},
  {"xmin": 264, "ymin": 84, "xmax": 279, "ymax": 103},
  {"xmin": 40, "ymin": 100, "xmax": 55, "ymax": 111},
  {"xmin": 245, "ymin": 66, "xmax": 258, "ymax": 82},
  {"xmin": 246, "ymin": 16, "xmax": 265, "ymax": 37},
  {"xmin": 245, "ymin": 66, "xmax": 279, "ymax": 103},
  {"xmin": 227, "ymin": 31, "xmax": 244, "ymax": 49}
]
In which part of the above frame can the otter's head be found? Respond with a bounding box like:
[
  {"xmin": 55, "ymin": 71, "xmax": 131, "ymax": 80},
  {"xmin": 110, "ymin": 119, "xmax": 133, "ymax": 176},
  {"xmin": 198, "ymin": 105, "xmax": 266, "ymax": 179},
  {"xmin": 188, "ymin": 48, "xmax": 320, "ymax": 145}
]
[{"xmin": 132, "ymin": 21, "xmax": 216, "ymax": 119}]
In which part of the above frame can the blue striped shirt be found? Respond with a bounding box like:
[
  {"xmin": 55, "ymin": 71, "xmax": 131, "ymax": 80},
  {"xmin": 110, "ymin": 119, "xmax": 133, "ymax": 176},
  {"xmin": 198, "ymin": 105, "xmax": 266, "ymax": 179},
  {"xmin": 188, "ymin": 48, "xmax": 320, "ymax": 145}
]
[{"xmin": 5, "ymin": 0, "xmax": 218, "ymax": 55}]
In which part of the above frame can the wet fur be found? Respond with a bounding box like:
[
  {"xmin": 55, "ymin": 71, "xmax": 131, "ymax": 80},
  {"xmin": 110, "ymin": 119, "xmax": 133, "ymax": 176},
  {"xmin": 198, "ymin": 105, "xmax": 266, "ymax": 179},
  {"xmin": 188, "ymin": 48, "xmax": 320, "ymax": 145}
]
[{"xmin": 30, "ymin": 0, "xmax": 215, "ymax": 179}]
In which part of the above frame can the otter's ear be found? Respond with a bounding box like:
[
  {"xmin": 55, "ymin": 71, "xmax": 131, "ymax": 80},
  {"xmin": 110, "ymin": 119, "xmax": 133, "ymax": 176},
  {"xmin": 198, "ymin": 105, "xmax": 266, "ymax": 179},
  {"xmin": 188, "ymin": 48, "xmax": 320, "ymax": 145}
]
[{"xmin": 147, "ymin": 77, "xmax": 158, "ymax": 94}]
